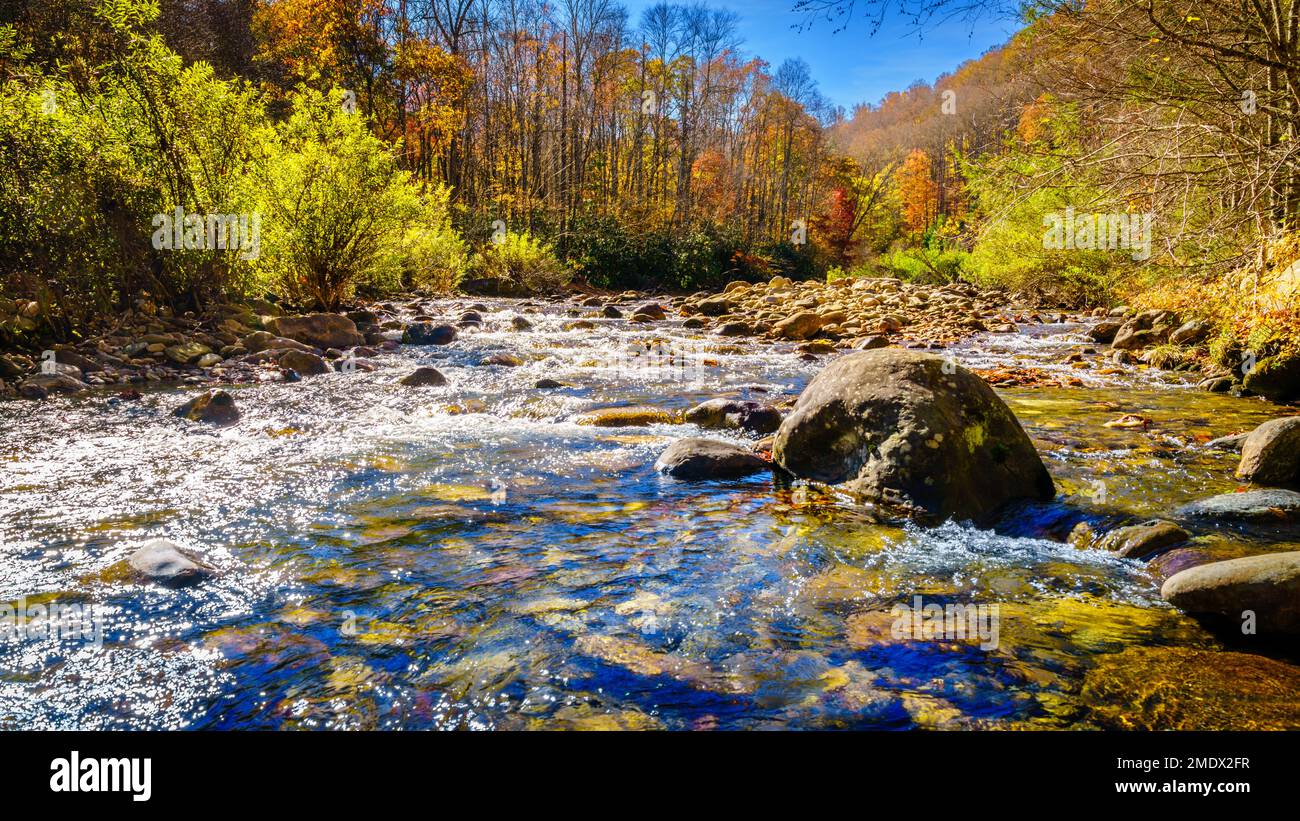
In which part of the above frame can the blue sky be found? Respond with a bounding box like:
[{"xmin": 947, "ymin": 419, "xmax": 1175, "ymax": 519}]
[{"xmin": 620, "ymin": 0, "xmax": 1022, "ymax": 111}]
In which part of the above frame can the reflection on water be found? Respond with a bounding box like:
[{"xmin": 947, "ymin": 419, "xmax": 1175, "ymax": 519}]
[{"xmin": 0, "ymin": 299, "xmax": 1294, "ymax": 729}]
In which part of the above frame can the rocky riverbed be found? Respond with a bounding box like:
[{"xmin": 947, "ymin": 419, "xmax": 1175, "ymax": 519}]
[{"xmin": 1, "ymin": 277, "xmax": 1298, "ymax": 730}]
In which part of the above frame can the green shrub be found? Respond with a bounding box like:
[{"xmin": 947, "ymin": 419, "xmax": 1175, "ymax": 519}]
[
  {"xmin": 252, "ymin": 87, "xmax": 427, "ymax": 310},
  {"xmin": 471, "ymin": 230, "xmax": 570, "ymax": 294},
  {"xmin": 878, "ymin": 247, "xmax": 969, "ymax": 284}
]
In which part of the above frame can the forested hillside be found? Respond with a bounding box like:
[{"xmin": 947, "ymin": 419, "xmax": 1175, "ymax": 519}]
[
  {"xmin": 3, "ymin": 0, "xmax": 1299, "ymax": 373},
  {"xmin": 821, "ymin": 0, "xmax": 1300, "ymax": 376}
]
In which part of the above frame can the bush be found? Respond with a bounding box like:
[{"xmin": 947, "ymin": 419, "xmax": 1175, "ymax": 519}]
[
  {"xmin": 252, "ymin": 87, "xmax": 428, "ymax": 310},
  {"xmin": 398, "ymin": 191, "xmax": 468, "ymax": 295},
  {"xmin": 878, "ymin": 247, "xmax": 969, "ymax": 284},
  {"xmin": 470, "ymin": 231, "xmax": 570, "ymax": 294}
]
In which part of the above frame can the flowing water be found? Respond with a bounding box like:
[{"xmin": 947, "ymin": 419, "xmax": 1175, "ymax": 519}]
[{"xmin": 1, "ymin": 298, "xmax": 1295, "ymax": 730}]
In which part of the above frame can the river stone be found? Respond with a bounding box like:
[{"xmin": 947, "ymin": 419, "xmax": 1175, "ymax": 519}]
[
  {"xmin": 1097, "ymin": 520, "xmax": 1190, "ymax": 559},
  {"xmin": 403, "ymin": 322, "xmax": 458, "ymax": 345},
  {"xmin": 633, "ymin": 303, "xmax": 666, "ymax": 320},
  {"xmin": 511, "ymin": 315, "xmax": 534, "ymax": 331},
  {"xmin": 128, "ymin": 539, "xmax": 214, "ymax": 588},
  {"xmin": 772, "ymin": 349, "xmax": 1055, "ymax": 523},
  {"xmin": 684, "ymin": 398, "xmax": 782, "ymax": 435},
  {"xmin": 1205, "ymin": 432, "xmax": 1249, "ymax": 451},
  {"xmin": 18, "ymin": 373, "xmax": 86, "ymax": 397},
  {"xmin": 1161, "ymin": 551, "xmax": 1300, "ymax": 635},
  {"xmin": 174, "ymin": 389, "xmax": 239, "ymax": 426},
  {"xmin": 0, "ymin": 354, "xmax": 28, "ymax": 379},
  {"xmin": 654, "ymin": 438, "xmax": 769, "ymax": 480},
  {"xmin": 1147, "ymin": 547, "xmax": 1219, "ymax": 584},
  {"xmin": 400, "ymin": 366, "xmax": 447, "ymax": 387},
  {"xmin": 242, "ymin": 331, "xmax": 314, "ymax": 354},
  {"xmin": 54, "ymin": 349, "xmax": 101, "ymax": 373},
  {"xmin": 697, "ymin": 296, "xmax": 732, "ymax": 316},
  {"xmin": 1169, "ymin": 319, "xmax": 1211, "ymax": 345},
  {"xmin": 279, "ymin": 349, "xmax": 330, "ymax": 376},
  {"xmin": 1236, "ymin": 416, "xmax": 1300, "ymax": 485},
  {"xmin": 164, "ymin": 341, "xmax": 211, "ymax": 365},
  {"xmin": 1111, "ymin": 309, "xmax": 1176, "ymax": 351},
  {"xmin": 1176, "ymin": 488, "xmax": 1300, "ymax": 523},
  {"xmin": 1087, "ymin": 319, "xmax": 1123, "ymax": 343},
  {"xmin": 264, "ymin": 313, "xmax": 365, "ymax": 349},
  {"xmin": 772, "ymin": 312, "xmax": 825, "ymax": 341}
]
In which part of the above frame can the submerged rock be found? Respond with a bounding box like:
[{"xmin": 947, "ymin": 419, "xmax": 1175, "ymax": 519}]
[
  {"xmin": 772, "ymin": 349, "xmax": 1054, "ymax": 523},
  {"xmin": 1205, "ymin": 431, "xmax": 1249, "ymax": 451},
  {"xmin": 1081, "ymin": 646, "xmax": 1300, "ymax": 730},
  {"xmin": 1161, "ymin": 550, "xmax": 1300, "ymax": 635},
  {"xmin": 575, "ymin": 406, "xmax": 676, "ymax": 427},
  {"xmin": 174, "ymin": 389, "xmax": 240, "ymax": 426},
  {"xmin": 128, "ymin": 539, "xmax": 214, "ymax": 588},
  {"xmin": 400, "ymin": 366, "xmax": 447, "ymax": 387},
  {"xmin": 1236, "ymin": 416, "xmax": 1300, "ymax": 485},
  {"xmin": 264, "ymin": 313, "xmax": 365, "ymax": 350},
  {"xmin": 654, "ymin": 437, "xmax": 769, "ymax": 480},
  {"xmin": 1176, "ymin": 488, "xmax": 1300, "ymax": 524}
]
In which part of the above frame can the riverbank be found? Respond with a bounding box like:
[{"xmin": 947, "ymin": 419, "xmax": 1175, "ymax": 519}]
[{"xmin": 7, "ymin": 274, "xmax": 1291, "ymax": 402}]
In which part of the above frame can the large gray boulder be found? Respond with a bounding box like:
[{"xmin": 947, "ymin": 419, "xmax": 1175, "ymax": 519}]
[
  {"xmin": 1161, "ymin": 551, "xmax": 1300, "ymax": 636},
  {"xmin": 1237, "ymin": 416, "xmax": 1300, "ymax": 485},
  {"xmin": 264, "ymin": 313, "xmax": 364, "ymax": 350},
  {"xmin": 772, "ymin": 349, "xmax": 1054, "ymax": 523}
]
